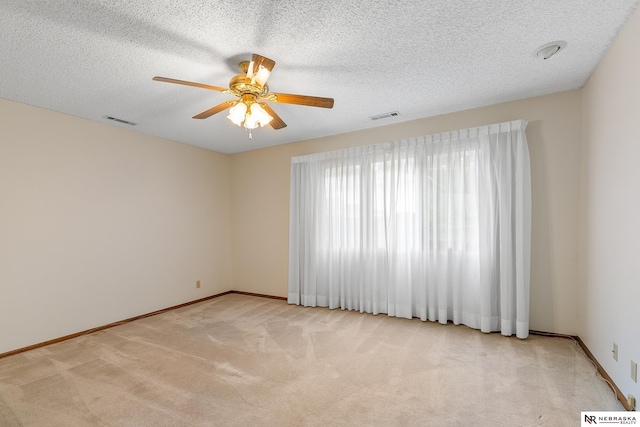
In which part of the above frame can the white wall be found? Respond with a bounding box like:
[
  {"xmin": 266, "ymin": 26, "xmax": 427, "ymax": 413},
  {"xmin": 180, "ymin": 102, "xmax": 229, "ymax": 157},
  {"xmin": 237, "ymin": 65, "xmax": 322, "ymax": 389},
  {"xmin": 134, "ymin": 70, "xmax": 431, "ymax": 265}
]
[
  {"xmin": 231, "ymin": 90, "xmax": 583, "ymax": 335},
  {"xmin": 580, "ymin": 5, "xmax": 640, "ymax": 402},
  {"xmin": 0, "ymin": 99, "xmax": 232, "ymax": 354}
]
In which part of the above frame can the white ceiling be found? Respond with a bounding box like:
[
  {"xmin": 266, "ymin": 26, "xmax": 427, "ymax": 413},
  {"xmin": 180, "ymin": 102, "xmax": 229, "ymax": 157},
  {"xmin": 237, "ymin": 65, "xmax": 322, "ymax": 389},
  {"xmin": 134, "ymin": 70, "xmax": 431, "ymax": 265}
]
[{"xmin": 1, "ymin": 1, "xmax": 638, "ymax": 154}]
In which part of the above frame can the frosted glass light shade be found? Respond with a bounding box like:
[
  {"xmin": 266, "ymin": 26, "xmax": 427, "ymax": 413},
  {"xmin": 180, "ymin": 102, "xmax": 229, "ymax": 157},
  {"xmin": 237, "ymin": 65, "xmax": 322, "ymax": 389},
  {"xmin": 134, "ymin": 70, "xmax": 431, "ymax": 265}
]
[
  {"xmin": 227, "ymin": 102, "xmax": 247, "ymax": 126},
  {"xmin": 250, "ymin": 103, "xmax": 273, "ymax": 126}
]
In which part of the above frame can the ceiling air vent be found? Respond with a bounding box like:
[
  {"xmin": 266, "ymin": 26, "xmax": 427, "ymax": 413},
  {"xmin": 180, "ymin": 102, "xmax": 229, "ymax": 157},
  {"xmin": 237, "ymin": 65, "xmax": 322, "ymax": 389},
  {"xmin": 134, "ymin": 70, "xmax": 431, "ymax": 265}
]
[
  {"xmin": 104, "ymin": 116, "xmax": 137, "ymax": 126},
  {"xmin": 370, "ymin": 111, "xmax": 399, "ymax": 121}
]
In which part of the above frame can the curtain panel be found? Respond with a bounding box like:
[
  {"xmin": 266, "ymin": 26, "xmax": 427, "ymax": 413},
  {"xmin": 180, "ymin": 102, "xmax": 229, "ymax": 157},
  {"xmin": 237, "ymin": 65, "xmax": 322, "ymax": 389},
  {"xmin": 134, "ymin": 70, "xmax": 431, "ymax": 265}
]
[{"xmin": 288, "ymin": 120, "xmax": 531, "ymax": 338}]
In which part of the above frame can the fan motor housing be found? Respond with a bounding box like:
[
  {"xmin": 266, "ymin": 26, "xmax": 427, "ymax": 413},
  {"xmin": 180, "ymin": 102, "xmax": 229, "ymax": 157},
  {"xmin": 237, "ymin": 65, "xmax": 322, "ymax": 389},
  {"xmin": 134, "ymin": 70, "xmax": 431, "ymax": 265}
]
[{"xmin": 229, "ymin": 74, "xmax": 268, "ymax": 97}]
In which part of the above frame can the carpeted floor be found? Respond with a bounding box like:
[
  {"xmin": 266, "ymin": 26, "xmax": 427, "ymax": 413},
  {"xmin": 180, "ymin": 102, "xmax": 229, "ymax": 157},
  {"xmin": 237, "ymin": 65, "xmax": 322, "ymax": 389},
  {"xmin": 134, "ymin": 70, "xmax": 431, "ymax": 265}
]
[{"xmin": 0, "ymin": 293, "xmax": 622, "ymax": 426}]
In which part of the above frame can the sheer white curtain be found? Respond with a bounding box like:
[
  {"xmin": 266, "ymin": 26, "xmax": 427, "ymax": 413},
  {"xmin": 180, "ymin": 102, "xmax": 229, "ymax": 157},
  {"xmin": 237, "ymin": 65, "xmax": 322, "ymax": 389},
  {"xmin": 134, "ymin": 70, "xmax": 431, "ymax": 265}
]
[{"xmin": 288, "ymin": 120, "xmax": 531, "ymax": 338}]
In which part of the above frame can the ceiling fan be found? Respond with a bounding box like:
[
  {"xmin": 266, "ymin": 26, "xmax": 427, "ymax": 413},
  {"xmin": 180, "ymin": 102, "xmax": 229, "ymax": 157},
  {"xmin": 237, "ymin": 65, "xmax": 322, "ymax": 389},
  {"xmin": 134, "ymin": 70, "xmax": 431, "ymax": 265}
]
[{"xmin": 153, "ymin": 54, "xmax": 334, "ymax": 139}]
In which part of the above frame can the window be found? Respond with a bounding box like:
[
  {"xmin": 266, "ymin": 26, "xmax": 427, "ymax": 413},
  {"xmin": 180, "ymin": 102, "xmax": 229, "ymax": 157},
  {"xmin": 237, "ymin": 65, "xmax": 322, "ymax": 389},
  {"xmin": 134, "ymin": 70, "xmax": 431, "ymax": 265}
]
[{"xmin": 289, "ymin": 120, "xmax": 531, "ymax": 338}]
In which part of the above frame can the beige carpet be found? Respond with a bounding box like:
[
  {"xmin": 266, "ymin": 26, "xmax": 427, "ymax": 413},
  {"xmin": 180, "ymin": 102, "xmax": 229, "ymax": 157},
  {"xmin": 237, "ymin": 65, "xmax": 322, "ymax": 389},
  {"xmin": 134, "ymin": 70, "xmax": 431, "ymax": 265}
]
[{"xmin": 0, "ymin": 294, "xmax": 622, "ymax": 426}]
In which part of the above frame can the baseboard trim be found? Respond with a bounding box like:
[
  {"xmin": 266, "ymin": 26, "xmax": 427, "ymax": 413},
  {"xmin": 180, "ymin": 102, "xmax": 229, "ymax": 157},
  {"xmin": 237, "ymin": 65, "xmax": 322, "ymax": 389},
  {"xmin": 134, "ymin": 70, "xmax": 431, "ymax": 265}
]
[
  {"xmin": 0, "ymin": 290, "xmax": 236, "ymax": 359},
  {"xmin": 0, "ymin": 290, "xmax": 289, "ymax": 359},
  {"xmin": 530, "ymin": 330, "xmax": 632, "ymax": 411},
  {"xmin": 575, "ymin": 336, "xmax": 633, "ymax": 411},
  {"xmin": 231, "ymin": 290, "xmax": 287, "ymax": 301},
  {"xmin": 1, "ymin": 296, "xmax": 633, "ymax": 412}
]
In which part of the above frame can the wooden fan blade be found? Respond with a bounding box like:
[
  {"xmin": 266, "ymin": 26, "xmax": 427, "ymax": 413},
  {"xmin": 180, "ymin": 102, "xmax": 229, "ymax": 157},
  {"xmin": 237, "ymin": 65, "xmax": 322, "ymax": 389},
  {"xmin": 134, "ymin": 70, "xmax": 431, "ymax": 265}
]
[
  {"xmin": 246, "ymin": 54, "xmax": 276, "ymax": 87},
  {"xmin": 153, "ymin": 76, "xmax": 226, "ymax": 92},
  {"xmin": 261, "ymin": 104, "xmax": 287, "ymax": 130},
  {"xmin": 192, "ymin": 101, "xmax": 235, "ymax": 119},
  {"xmin": 251, "ymin": 54, "xmax": 276, "ymax": 73},
  {"xmin": 272, "ymin": 93, "xmax": 334, "ymax": 109}
]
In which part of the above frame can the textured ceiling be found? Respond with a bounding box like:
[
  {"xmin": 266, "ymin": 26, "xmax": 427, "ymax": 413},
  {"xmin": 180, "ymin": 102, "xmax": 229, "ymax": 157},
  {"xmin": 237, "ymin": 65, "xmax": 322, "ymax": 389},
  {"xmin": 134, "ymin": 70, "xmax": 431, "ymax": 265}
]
[{"xmin": 1, "ymin": 1, "xmax": 639, "ymax": 154}]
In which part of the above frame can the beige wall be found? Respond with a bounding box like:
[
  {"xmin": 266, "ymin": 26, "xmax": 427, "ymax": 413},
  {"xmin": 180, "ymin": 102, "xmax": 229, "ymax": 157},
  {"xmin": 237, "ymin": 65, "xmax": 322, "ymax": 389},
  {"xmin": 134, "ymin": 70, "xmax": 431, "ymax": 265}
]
[
  {"xmin": 0, "ymin": 88, "xmax": 587, "ymax": 353},
  {"xmin": 0, "ymin": 99, "xmax": 232, "ymax": 354},
  {"xmin": 231, "ymin": 90, "xmax": 582, "ymax": 335},
  {"xmin": 580, "ymin": 5, "xmax": 640, "ymax": 401}
]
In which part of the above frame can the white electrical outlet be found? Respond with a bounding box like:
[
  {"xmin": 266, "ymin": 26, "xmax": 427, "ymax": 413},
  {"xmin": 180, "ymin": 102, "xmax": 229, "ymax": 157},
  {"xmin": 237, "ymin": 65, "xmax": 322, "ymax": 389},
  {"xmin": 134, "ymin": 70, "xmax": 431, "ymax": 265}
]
[
  {"xmin": 632, "ymin": 360, "xmax": 638, "ymax": 383},
  {"xmin": 196, "ymin": 280, "xmax": 201, "ymax": 289},
  {"xmin": 628, "ymin": 394, "xmax": 637, "ymax": 410},
  {"xmin": 613, "ymin": 343, "xmax": 618, "ymax": 361}
]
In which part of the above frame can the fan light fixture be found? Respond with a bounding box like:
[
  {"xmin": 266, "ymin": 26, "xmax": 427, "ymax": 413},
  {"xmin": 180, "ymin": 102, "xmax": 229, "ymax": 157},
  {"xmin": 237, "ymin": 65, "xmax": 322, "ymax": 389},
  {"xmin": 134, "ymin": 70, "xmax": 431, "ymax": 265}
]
[
  {"xmin": 152, "ymin": 53, "xmax": 335, "ymax": 140},
  {"xmin": 227, "ymin": 95, "xmax": 273, "ymax": 139}
]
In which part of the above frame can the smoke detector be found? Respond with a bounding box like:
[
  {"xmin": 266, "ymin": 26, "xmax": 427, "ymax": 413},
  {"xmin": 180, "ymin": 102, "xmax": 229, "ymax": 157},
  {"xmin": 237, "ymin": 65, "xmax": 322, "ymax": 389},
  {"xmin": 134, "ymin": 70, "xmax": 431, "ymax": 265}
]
[{"xmin": 534, "ymin": 41, "xmax": 567, "ymax": 60}]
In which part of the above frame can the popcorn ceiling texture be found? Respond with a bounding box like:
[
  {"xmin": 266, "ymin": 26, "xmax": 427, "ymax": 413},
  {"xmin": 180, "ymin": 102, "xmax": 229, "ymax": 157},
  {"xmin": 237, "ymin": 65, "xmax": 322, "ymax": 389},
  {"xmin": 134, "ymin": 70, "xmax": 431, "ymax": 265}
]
[{"xmin": 0, "ymin": 0, "xmax": 638, "ymax": 153}]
